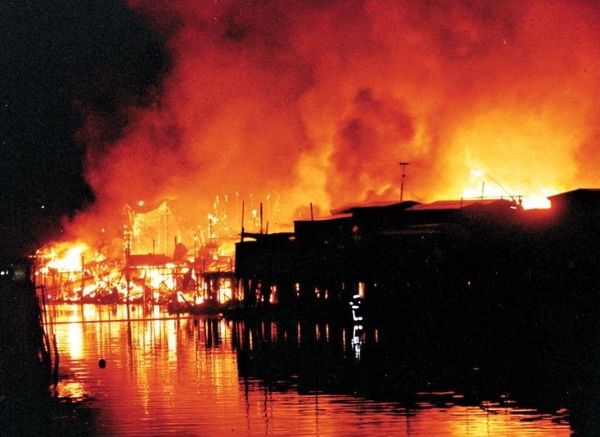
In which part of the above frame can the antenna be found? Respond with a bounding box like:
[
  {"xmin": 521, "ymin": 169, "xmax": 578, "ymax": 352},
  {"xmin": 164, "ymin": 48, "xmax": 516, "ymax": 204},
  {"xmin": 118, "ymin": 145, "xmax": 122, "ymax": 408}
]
[
  {"xmin": 399, "ymin": 161, "xmax": 410, "ymax": 202},
  {"xmin": 479, "ymin": 171, "xmax": 519, "ymax": 204},
  {"xmin": 240, "ymin": 201, "xmax": 245, "ymax": 242}
]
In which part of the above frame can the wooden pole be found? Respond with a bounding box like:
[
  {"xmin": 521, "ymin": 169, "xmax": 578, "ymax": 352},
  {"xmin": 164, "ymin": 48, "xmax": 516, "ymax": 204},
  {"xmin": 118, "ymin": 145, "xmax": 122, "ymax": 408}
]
[
  {"xmin": 399, "ymin": 161, "xmax": 410, "ymax": 202},
  {"xmin": 260, "ymin": 202, "xmax": 263, "ymax": 234},
  {"xmin": 80, "ymin": 255, "xmax": 85, "ymax": 304}
]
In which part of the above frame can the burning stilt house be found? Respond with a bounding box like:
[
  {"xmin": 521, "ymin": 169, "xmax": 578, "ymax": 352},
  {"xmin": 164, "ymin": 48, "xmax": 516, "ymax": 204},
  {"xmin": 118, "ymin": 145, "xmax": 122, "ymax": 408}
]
[{"xmin": 35, "ymin": 198, "xmax": 237, "ymax": 311}]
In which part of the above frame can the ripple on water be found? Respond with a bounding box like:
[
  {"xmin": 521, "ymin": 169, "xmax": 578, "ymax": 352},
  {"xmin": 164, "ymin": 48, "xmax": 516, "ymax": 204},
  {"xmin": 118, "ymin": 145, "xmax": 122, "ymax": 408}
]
[{"xmin": 51, "ymin": 305, "xmax": 571, "ymax": 436}]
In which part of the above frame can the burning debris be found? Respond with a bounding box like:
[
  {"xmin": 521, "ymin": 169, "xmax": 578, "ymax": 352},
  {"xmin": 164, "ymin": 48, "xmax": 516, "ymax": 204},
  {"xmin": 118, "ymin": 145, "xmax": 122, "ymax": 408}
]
[
  {"xmin": 35, "ymin": 200, "xmax": 237, "ymax": 309},
  {"xmin": 35, "ymin": 1, "xmax": 600, "ymax": 305}
]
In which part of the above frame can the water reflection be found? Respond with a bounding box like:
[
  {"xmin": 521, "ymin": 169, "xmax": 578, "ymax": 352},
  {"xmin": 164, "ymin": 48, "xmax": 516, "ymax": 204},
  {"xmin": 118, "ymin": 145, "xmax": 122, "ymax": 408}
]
[{"xmin": 50, "ymin": 304, "xmax": 574, "ymax": 435}]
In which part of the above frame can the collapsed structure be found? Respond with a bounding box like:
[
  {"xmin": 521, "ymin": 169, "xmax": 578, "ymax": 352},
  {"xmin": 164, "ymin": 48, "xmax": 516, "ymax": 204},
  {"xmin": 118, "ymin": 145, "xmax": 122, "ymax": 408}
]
[{"xmin": 35, "ymin": 199, "xmax": 237, "ymax": 310}]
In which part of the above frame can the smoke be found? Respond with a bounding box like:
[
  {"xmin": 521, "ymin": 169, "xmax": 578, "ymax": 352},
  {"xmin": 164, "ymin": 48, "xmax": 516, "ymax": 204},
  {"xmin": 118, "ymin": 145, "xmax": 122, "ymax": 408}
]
[
  {"xmin": 70, "ymin": 0, "xmax": 600, "ymax": 243},
  {"xmin": 328, "ymin": 88, "xmax": 415, "ymax": 207}
]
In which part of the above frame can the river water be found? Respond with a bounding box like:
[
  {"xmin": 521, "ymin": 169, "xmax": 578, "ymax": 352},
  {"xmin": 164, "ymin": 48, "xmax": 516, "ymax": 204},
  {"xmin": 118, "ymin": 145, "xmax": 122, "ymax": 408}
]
[{"xmin": 47, "ymin": 304, "xmax": 572, "ymax": 436}]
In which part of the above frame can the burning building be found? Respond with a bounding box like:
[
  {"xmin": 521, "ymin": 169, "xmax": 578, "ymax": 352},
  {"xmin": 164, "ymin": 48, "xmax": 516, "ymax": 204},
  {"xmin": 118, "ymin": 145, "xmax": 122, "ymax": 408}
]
[
  {"xmin": 32, "ymin": 2, "xmax": 600, "ymax": 311},
  {"xmin": 36, "ymin": 199, "xmax": 236, "ymax": 308}
]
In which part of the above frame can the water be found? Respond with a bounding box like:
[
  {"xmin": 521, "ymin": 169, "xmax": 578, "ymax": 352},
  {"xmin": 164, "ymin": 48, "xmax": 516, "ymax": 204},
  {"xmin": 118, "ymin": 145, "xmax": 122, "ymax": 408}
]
[{"xmin": 47, "ymin": 304, "xmax": 572, "ymax": 436}]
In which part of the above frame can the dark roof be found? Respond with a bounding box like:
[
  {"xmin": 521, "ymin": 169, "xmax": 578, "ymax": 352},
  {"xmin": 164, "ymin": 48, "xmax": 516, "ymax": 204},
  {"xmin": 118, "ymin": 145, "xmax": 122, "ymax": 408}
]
[
  {"xmin": 381, "ymin": 223, "xmax": 443, "ymax": 236},
  {"xmin": 547, "ymin": 188, "xmax": 600, "ymax": 200},
  {"xmin": 408, "ymin": 198, "xmax": 515, "ymax": 211},
  {"xmin": 295, "ymin": 213, "xmax": 352, "ymax": 223},
  {"xmin": 331, "ymin": 200, "xmax": 418, "ymax": 215}
]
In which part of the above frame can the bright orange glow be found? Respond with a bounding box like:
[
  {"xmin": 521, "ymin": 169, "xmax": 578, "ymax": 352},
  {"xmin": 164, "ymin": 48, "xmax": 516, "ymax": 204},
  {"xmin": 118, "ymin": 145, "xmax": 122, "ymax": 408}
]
[
  {"xmin": 521, "ymin": 194, "xmax": 552, "ymax": 210},
  {"xmin": 51, "ymin": 307, "xmax": 569, "ymax": 435},
  {"xmin": 218, "ymin": 284, "xmax": 232, "ymax": 303},
  {"xmin": 53, "ymin": 310, "xmax": 84, "ymax": 360},
  {"xmin": 46, "ymin": 242, "xmax": 88, "ymax": 272},
  {"xmin": 462, "ymin": 168, "xmax": 553, "ymax": 209},
  {"xmin": 38, "ymin": 1, "xmax": 600, "ymax": 282},
  {"xmin": 451, "ymin": 107, "xmax": 581, "ymax": 208}
]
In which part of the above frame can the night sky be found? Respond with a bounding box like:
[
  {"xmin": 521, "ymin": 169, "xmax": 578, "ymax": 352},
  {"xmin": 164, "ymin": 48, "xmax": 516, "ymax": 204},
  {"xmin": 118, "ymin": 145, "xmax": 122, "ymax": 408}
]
[{"xmin": 0, "ymin": 1, "xmax": 168, "ymax": 255}]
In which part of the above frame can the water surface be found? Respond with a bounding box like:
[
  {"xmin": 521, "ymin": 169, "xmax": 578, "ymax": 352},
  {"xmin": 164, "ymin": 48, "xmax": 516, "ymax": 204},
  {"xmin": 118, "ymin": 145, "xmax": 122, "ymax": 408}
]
[{"xmin": 48, "ymin": 304, "xmax": 571, "ymax": 436}]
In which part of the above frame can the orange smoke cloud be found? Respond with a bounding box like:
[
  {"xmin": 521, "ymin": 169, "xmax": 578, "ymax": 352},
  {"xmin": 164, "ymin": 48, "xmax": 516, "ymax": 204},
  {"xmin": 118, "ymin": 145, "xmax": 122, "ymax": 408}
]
[{"xmin": 67, "ymin": 0, "xmax": 600, "ymax": 246}]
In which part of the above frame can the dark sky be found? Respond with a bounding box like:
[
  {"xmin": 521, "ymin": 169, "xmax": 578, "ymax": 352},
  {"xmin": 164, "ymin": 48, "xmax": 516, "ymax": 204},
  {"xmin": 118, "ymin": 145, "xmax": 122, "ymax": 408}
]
[{"xmin": 0, "ymin": 1, "xmax": 168, "ymax": 255}]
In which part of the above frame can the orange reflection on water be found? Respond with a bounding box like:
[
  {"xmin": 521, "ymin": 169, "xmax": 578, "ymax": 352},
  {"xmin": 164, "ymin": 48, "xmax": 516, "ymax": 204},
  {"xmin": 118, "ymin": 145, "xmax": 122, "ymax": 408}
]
[
  {"xmin": 65, "ymin": 317, "xmax": 83, "ymax": 360},
  {"xmin": 51, "ymin": 305, "xmax": 570, "ymax": 436}
]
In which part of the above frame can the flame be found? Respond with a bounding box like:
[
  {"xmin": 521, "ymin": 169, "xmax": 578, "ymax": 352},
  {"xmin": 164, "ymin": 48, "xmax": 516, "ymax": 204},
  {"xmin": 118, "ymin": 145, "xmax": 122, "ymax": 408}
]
[
  {"xmin": 37, "ymin": 1, "xmax": 600, "ymax": 277},
  {"xmin": 145, "ymin": 269, "xmax": 176, "ymax": 291},
  {"xmin": 462, "ymin": 168, "xmax": 552, "ymax": 209},
  {"xmin": 46, "ymin": 242, "xmax": 88, "ymax": 272}
]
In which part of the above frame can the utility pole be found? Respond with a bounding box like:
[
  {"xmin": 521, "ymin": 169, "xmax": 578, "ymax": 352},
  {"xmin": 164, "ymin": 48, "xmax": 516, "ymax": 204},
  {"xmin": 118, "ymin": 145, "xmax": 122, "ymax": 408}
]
[
  {"xmin": 240, "ymin": 200, "xmax": 245, "ymax": 242},
  {"xmin": 399, "ymin": 161, "xmax": 410, "ymax": 202}
]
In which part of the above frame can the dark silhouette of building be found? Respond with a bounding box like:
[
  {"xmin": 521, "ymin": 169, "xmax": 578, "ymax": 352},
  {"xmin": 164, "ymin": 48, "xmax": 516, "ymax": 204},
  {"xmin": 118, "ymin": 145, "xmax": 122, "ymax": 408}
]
[{"xmin": 235, "ymin": 189, "xmax": 600, "ymax": 319}]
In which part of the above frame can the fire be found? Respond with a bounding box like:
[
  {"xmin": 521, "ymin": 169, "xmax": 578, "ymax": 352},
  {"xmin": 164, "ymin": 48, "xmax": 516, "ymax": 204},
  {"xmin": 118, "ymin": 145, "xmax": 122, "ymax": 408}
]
[
  {"xmin": 35, "ymin": 1, "xmax": 600, "ymax": 291},
  {"xmin": 462, "ymin": 169, "xmax": 552, "ymax": 209},
  {"xmin": 521, "ymin": 195, "xmax": 551, "ymax": 210},
  {"xmin": 45, "ymin": 242, "xmax": 88, "ymax": 272},
  {"xmin": 451, "ymin": 106, "xmax": 583, "ymax": 209}
]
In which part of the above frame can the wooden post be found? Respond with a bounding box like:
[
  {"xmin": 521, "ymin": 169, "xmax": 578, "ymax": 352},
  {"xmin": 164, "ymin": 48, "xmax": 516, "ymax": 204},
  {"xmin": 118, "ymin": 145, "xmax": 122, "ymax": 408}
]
[
  {"xmin": 260, "ymin": 202, "xmax": 263, "ymax": 234},
  {"xmin": 80, "ymin": 255, "xmax": 85, "ymax": 304},
  {"xmin": 399, "ymin": 161, "xmax": 410, "ymax": 202}
]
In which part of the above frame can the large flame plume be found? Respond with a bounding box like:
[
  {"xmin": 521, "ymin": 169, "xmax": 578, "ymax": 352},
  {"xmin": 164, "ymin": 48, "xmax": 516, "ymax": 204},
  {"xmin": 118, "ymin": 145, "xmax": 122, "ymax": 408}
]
[{"xmin": 48, "ymin": 1, "xmax": 600, "ymax": 259}]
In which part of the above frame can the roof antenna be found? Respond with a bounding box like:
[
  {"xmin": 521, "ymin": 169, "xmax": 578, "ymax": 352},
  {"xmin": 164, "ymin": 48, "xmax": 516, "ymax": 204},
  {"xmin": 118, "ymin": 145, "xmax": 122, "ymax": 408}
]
[
  {"xmin": 482, "ymin": 172, "xmax": 519, "ymax": 204},
  {"xmin": 240, "ymin": 200, "xmax": 245, "ymax": 242},
  {"xmin": 399, "ymin": 161, "xmax": 410, "ymax": 202}
]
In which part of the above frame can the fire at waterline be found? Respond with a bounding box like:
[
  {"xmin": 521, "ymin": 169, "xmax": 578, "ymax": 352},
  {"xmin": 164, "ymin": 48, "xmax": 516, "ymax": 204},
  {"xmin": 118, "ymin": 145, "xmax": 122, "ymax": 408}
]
[
  {"xmin": 29, "ymin": 0, "xmax": 600, "ymax": 316},
  {"xmin": 33, "ymin": 176, "xmax": 600, "ymax": 315}
]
